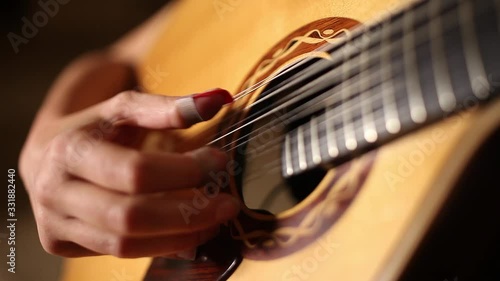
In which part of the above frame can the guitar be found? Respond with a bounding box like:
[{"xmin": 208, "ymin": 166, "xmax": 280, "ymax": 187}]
[{"xmin": 61, "ymin": 0, "xmax": 500, "ymax": 280}]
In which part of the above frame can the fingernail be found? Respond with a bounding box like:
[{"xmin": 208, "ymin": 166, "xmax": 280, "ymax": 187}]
[
  {"xmin": 193, "ymin": 88, "xmax": 233, "ymax": 104},
  {"xmin": 216, "ymin": 198, "xmax": 240, "ymax": 222},
  {"xmin": 175, "ymin": 89, "xmax": 233, "ymax": 126},
  {"xmin": 192, "ymin": 88, "xmax": 233, "ymax": 120}
]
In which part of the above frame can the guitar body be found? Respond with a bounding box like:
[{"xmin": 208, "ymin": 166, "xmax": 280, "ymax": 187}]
[{"xmin": 61, "ymin": 0, "xmax": 500, "ymax": 280}]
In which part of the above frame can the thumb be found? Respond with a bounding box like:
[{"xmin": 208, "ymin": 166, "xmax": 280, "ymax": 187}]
[{"xmin": 99, "ymin": 88, "xmax": 233, "ymax": 129}]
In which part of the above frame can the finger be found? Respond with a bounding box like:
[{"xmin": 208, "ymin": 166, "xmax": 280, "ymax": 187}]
[
  {"xmin": 99, "ymin": 88, "xmax": 233, "ymax": 129},
  {"xmin": 52, "ymin": 180, "xmax": 240, "ymax": 236},
  {"xmin": 45, "ymin": 240, "xmax": 102, "ymax": 258},
  {"xmin": 57, "ymin": 129, "xmax": 228, "ymax": 194},
  {"xmin": 36, "ymin": 212, "xmax": 102, "ymax": 257},
  {"xmin": 56, "ymin": 217, "xmax": 221, "ymax": 258}
]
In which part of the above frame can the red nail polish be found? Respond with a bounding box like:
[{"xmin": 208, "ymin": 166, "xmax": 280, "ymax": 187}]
[{"xmin": 193, "ymin": 88, "xmax": 233, "ymax": 104}]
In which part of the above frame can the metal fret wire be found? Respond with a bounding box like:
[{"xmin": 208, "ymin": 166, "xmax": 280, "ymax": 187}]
[
  {"xmin": 358, "ymin": 30, "xmax": 379, "ymax": 143},
  {"xmin": 220, "ymin": 0, "xmax": 468, "ymax": 154},
  {"xmin": 230, "ymin": 67, "xmax": 403, "ymax": 177},
  {"xmin": 185, "ymin": 0, "xmax": 493, "ymax": 180},
  {"xmin": 381, "ymin": 18, "xmax": 402, "ymax": 134},
  {"xmin": 403, "ymin": 3, "xmax": 428, "ymax": 124},
  {"xmin": 208, "ymin": 0, "xmax": 463, "ymax": 149},
  {"xmin": 459, "ymin": 0, "xmax": 491, "ymax": 99},
  {"xmin": 339, "ymin": 32, "xmax": 359, "ymax": 151},
  {"xmin": 243, "ymin": 103, "xmax": 409, "ymax": 183},
  {"xmin": 206, "ymin": 0, "xmax": 437, "ymax": 145},
  {"xmin": 226, "ymin": 0, "xmax": 494, "ymax": 177},
  {"xmin": 429, "ymin": 0, "xmax": 458, "ymax": 112}
]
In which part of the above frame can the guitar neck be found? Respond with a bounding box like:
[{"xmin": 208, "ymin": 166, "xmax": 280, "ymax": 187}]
[{"xmin": 282, "ymin": 0, "xmax": 500, "ymax": 178}]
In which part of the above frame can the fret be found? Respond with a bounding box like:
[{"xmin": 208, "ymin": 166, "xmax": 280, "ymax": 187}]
[
  {"xmin": 359, "ymin": 32, "xmax": 378, "ymax": 143},
  {"xmin": 297, "ymin": 126, "xmax": 307, "ymax": 171},
  {"xmin": 322, "ymin": 35, "xmax": 356, "ymax": 159},
  {"xmin": 403, "ymin": 8, "xmax": 427, "ymax": 124},
  {"xmin": 310, "ymin": 117, "xmax": 322, "ymax": 165},
  {"xmin": 325, "ymin": 108, "xmax": 340, "ymax": 158},
  {"xmin": 359, "ymin": 29, "xmax": 377, "ymax": 142},
  {"xmin": 340, "ymin": 37, "xmax": 358, "ymax": 151},
  {"xmin": 459, "ymin": 0, "xmax": 491, "ymax": 100},
  {"xmin": 280, "ymin": 0, "xmax": 500, "ymax": 179},
  {"xmin": 381, "ymin": 20, "xmax": 402, "ymax": 134},
  {"xmin": 362, "ymin": 110, "xmax": 379, "ymax": 141},
  {"xmin": 429, "ymin": 0, "xmax": 457, "ymax": 112},
  {"xmin": 344, "ymin": 127, "xmax": 358, "ymax": 151},
  {"xmin": 284, "ymin": 133, "xmax": 294, "ymax": 176}
]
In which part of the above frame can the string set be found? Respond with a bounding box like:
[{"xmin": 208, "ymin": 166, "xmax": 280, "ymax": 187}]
[{"xmin": 192, "ymin": 0, "xmax": 475, "ymax": 179}]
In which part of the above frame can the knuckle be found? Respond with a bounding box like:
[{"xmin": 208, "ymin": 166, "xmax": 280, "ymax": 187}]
[
  {"xmin": 115, "ymin": 90, "xmax": 135, "ymax": 105},
  {"xmin": 34, "ymin": 135, "xmax": 76, "ymax": 206},
  {"xmin": 39, "ymin": 234, "xmax": 64, "ymax": 256},
  {"xmin": 106, "ymin": 200, "xmax": 143, "ymax": 234},
  {"xmin": 46, "ymin": 130, "xmax": 84, "ymax": 173},
  {"xmin": 124, "ymin": 153, "xmax": 150, "ymax": 193},
  {"xmin": 107, "ymin": 90, "xmax": 136, "ymax": 121},
  {"xmin": 107, "ymin": 235, "xmax": 135, "ymax": 258},
  {"xmin": 47, "ymin": 132, "xmax": 73, "ymax": 163},
  {"xmin": 35, "ymin": 186, "xmax": 52, "ymax": 207},
  {"xmin": 33, "ymin": 175, "xmax": 56, "ymax": 207}
]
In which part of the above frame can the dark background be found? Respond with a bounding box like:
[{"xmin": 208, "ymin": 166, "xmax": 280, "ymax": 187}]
[{"xmin": 1, "ymin": 0, "xmax": 167, "ymax": 280}]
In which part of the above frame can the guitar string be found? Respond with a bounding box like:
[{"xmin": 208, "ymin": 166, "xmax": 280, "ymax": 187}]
[
  {"xmin": 231, "ymin": 58, "xmax": 317, "ymax": 100},
  {"xmin": 230, "ymin": 18, "xmax": 374, "ymax": 101},
  {"xmin": 237, "ymin": 34, "xmax": 358, "ymax": 108},
  {"xmin": 204, "ymin": 0, "xmax": 461, "ymax": 149},
  {"xmin": 229, "ymin": 0, "xmax": 437, "ymax": 102},
  {"xmin": 249, "ymin": 106, "xmax": 410, "ymax": 209},
  {"xmin": 243, "ymin": 79, "xmax": 411, "ymax": 184},
  {"xmin": 234, "ymin": 0, "xmax": 489, "ymax": 182},
  {"xmin": 223, "ymin": 29, "xmax": 397, "ymax": 157},
  {"xmin": 248, "ymin": 1, "xmax": 496, "ymax": 186},
  {"xmin": 231, "ymin": 37, "xmax": 392, "ymax": 167},
  {"xmin": 217, "ymin": 2, "xmax": 462, "ymax": 156},
  {"xmin": 203, "ymin": 40, "xmax": 356, "ymax": 144},
  {"xmin": 230, "ymin": 49, "xmax": 414, "ymax": 180},
  {"xmin": 227, "ymin": 69, "xmax": 402, "ymax": 182},
  {"xmin": 199, "ymin": 37, "xmax": 346, "ymax": 139},
  {"xmin": 223, "ymin": 63, "xmax": 384, "ymax": 153},
  {"xmin": 197, "ymin": 0, "xmax": 421, "ymax": 142},
  {"xmin": 234, "ymin": 2, "xmax": 488, "ymax": 182},
  {"xmin": 200, "ymin": 0, "xmax": 462, "ymax": 148},
  {"xmin": 206, "ymin": 27, "xmax": 382, "ymax": 144},
  {"xmin": 248, "ymin": 0, "xmax": 495, "ymax": 233},
  {"xmin": 243, "ymin": 101, "xmax": 408, "ymax": 185},
  {"xmin": 223, "ymin": 1, "xmax": 483, "ymax": 181}
]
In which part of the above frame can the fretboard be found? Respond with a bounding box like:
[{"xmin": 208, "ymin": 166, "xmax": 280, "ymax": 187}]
[{"xmin": 282, "ymin": 0, "xmax": 500, "ymax": 178}]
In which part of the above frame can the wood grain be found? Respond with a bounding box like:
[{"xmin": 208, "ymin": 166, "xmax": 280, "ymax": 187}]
[{"xmin": 60, "ymin": 0, "xmax": 500, "ymax": 280}]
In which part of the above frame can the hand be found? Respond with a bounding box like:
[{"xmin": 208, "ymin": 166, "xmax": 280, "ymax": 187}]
[{"xmin": 20, "ymin": 86, "xmax": 240, "ymax": 258}]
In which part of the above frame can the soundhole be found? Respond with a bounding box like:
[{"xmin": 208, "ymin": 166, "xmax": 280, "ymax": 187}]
[{"xmin": 233, "ymin": 71, "xmax": 327, "ymax": 214}]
